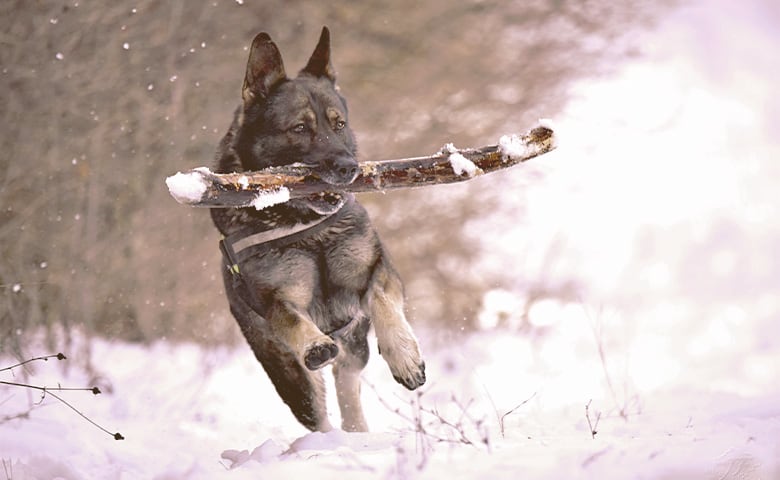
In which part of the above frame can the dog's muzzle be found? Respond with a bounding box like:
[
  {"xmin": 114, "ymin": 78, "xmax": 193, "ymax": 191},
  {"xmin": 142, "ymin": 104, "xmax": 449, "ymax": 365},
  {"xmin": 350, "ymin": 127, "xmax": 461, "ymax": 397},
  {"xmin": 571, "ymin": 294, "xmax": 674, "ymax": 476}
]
[{"xmin": 319, "ymin": 154, "xmax": 359, "ymax": 186}]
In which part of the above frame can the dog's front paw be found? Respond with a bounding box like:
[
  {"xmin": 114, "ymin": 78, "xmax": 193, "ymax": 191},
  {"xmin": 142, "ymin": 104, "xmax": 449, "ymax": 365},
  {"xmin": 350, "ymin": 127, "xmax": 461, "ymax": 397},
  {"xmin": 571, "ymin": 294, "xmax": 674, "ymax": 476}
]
[
  {"xmin": 379, "ymin": 338, "xmax": 426, "ymax": 390},
  {"xmin": 304, "ymin": 338, "xmax": 339, "ymax": 371},
  {"xmin": 393, "ymin": 360, "xmax": 426, "ymax": 390}
]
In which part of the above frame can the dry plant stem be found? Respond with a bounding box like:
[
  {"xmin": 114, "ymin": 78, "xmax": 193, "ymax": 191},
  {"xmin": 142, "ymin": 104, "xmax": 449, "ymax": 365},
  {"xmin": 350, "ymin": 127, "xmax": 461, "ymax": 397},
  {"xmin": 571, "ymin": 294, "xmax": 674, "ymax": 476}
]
[
  {"xmin": 0, "ymin": 352, "xmax": 66, "ymax": 373},
  {"xmin": 582, "ymin": 305, "xmax": 640, "ymax": 420},
  {"xmin": 1, "ymin": 354, "xmax": 124, "ymax": 440},
  {"xmin": 420, "ymin": 396, "xmax": 478, "ymax": 447},
  {"xmin": 1, "ymin": 409, "xmax": 34, "ymax": 423},
  {"xmin": 0, "ymin": 380, "xmax": 100, "ymax": 395},
  {"xmin": 412, "ymin": 391, "xmax": 431, "ymax": 471},
  {"xmin": 582, "ymin": 446, "xmax": 612, "ymax": 468},
  {"xmin": 499, "ymin": 391, "xmax": 537, "ymax": 438},
  {"xmin": 364, "ymin": 381, "xmax": 489, "ymax": 454},
  {"xmin": 585, "ymin": 399, "xmax": 601, "ymax": 439},
  {"xmin": 171, "ymin": 125, "xmax": 556, "ymax": 207}
]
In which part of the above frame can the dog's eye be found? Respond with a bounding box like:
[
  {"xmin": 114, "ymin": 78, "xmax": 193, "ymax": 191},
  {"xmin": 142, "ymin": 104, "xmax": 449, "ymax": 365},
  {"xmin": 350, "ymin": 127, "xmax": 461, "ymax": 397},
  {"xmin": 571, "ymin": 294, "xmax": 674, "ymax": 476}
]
[
  {"xmin": 291, "ymin": 123, "xmax": 306, "ymax": 134},
  {"xmin": 334, "ymin": 120, "xmax": 346, "ymax": 131}
]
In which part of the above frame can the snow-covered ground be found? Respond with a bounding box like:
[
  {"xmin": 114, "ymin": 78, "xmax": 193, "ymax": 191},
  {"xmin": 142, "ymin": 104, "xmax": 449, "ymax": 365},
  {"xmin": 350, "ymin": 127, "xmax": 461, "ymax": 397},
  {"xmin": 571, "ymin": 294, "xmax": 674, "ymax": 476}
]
[
  {"xmin": 3, "ymin": 1, "xmax": 779, "ymax": 478},
  {"xmin": 1, "ymin": 327, "xmax": 778, "ymax": 479}
]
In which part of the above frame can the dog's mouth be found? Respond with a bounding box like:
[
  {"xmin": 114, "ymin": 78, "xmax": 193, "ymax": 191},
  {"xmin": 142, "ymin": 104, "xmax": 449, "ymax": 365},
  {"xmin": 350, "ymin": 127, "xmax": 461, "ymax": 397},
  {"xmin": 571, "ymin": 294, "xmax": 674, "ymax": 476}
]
[
  {"xmin": 309, "ymin": 155, "xmax": 360, "ymax": 186},
  {"xmin": 302, "ymin": 191, "xmax": 348, "ymax": 215},
  {"xmin": 314, "ymin": 169, "xmax": 359, "ymax": 187}
]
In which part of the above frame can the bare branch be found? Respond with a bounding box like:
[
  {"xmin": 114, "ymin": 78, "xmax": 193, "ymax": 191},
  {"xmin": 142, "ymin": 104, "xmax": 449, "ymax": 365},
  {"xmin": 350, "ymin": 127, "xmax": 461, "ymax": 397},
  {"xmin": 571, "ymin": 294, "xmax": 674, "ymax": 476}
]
[
  {"xmin": 585, "ymin": 399, "xmax": 601, "ymax": 439},
  {"xmin": 0, "ymin": 380, "xmax": 100, "ymax": 395},
  {"xmin": 39, "ymin": 388, "xmax": 124, "ymax": 440},
  {"xmin": 365, "ymin": 380, "xmax": 491, "ymax": 456},
  {"xmin": 2, "ymin": 458, "xmax": 12, "ymax": 480},
  {"xmin": 499, "ymin": 391, "xmax": 537, "ymax": 438},
  {"xmin": 1, "ymin": 354, "xmax": 123, "ymax": 440},
  {"xmin": 0, "ymin": 353, "xmax": 66, "ymax": 373}
]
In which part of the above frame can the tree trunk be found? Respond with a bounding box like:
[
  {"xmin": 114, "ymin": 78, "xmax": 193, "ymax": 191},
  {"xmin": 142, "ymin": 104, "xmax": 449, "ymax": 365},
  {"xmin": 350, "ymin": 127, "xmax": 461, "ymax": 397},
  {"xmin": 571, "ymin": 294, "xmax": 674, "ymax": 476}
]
[{"xmin": 166, "ymin": 124, "xmax": 555, "ymax": 208}]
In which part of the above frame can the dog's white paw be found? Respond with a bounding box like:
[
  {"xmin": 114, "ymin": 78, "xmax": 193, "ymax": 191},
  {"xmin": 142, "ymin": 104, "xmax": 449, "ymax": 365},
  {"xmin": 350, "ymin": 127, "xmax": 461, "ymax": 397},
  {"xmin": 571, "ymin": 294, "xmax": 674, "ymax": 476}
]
[{"xmin": 378, "ymin": 329, "xmax": 426, "ymax": 390}]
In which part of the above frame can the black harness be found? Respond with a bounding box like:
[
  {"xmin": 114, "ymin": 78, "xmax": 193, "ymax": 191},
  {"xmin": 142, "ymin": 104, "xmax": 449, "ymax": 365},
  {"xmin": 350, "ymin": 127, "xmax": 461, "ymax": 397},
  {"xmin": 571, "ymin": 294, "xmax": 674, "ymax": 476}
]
[{"xmin": 218, "ymin": 195, "xmax": 356, "ymax": 338}]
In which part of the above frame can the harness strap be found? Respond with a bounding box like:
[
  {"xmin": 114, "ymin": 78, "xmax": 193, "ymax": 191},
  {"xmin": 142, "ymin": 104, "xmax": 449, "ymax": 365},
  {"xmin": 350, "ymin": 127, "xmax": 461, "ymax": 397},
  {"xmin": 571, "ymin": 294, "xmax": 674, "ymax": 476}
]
[
  {"xmin": 219, "ymin": 237, "xmax": 268, "ymax": 317},
  {"xmin": 218, "ymin": 194, "xmax": 356, "ymax": 338},
  {"xmin": 220, "ymin": 194, "xmax": 354, "ymax": 270}
]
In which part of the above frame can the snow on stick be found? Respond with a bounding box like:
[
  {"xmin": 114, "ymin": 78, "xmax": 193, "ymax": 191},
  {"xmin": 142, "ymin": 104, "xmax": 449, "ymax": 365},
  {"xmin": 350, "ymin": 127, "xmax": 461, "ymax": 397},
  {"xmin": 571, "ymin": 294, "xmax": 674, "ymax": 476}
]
[{"xmin": 166, "ymin": 123, "xmax": 556, "ymax": 209}]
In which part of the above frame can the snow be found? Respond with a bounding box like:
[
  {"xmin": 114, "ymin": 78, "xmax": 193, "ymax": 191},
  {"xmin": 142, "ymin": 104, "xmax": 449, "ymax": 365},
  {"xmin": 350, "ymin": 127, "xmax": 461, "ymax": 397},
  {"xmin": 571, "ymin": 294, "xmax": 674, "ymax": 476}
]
[
  {"xmin": 537, "ymin": 118, "xmax": 555, "ymax": 131},
  {"xmin": 443, "ymin": 142, "xmax": 480, "ymax": 177},
  {"xmin": 3, "ymin": 1, "xmax": 779, "ymax": 478},
  {"xmin": 1, "ymin": 328, "xmax": 778, "ymax": 479},
  {"xmin": 165, "ymin": 168, "xmax": 210, "ymax": 204},
  {"xmin": 497, "ymin": 133, "xmax": 528, "ymax": 160},
  {"xmin": 449, "ymin": 152, "xmax": 479, "ymax": 177},
  {"xmin": 498, "ymin": 118, "xmax": 558, "ymax": 161},
  {"xmin": 237, "ymin": 174, "xmax": 249, "ymax": 189},
  {"xmin": 250, "ymin": 186, "xmax": 290, "ymax": 210}
]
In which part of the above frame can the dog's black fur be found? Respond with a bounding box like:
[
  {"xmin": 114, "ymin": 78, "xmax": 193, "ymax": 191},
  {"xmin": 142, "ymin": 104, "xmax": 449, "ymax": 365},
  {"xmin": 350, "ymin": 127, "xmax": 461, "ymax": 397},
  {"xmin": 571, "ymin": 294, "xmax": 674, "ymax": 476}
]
[{"xmin": 210, "ymin": 27, "xmax": 425, "ymax": 432}]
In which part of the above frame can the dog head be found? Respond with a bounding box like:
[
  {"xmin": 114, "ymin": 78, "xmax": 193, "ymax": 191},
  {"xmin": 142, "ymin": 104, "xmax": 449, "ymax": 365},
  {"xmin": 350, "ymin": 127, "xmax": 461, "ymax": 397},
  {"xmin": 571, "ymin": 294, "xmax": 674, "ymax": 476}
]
[{"xmin": 235, "ymin": 27, "xmax": 359, "ymax": 187}]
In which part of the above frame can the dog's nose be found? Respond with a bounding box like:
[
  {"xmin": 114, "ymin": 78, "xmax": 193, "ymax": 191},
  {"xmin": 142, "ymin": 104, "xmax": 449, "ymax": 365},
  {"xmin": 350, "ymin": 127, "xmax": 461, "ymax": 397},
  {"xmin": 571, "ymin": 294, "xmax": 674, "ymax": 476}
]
[{"xmin": 325, "ymin": 155, "xmax": 359, "ymax": 184}]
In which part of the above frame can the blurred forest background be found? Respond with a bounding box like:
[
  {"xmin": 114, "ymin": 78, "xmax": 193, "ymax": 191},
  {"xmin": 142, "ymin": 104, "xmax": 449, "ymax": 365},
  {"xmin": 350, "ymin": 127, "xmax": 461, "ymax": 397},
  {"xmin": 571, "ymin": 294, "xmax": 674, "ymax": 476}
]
[{"xmin": 0, "ymin": 1, "xmax": 674, "ymax": 357}]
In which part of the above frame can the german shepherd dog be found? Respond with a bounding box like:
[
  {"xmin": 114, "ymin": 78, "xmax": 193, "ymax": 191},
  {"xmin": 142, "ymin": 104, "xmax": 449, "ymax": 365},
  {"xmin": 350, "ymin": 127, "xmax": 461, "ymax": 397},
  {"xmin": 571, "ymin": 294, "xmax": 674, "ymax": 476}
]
[{"xmin": 210, "ymin": 27, "xmax": 426, "ymax": 432}]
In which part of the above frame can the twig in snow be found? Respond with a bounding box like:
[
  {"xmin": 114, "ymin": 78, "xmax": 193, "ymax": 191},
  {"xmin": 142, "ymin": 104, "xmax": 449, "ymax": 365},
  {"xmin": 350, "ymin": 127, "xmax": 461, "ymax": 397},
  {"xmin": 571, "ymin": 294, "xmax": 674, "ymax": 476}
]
[
  {"xmin": 2, "ymin": 458, "xmax": 11, "ymax": 480},
  {"xmin": 1, "ymin": 353, "xmax": 124, "ymax": 440},
  {"xmin": 363, "ymin": 380, "xmax": 416, "ymax": 424},
  {"xmin": 498, "ymin": 391, "xmax": 537, "ymax": 438},
  {"xmin": 364, "ymin": 380, "xmax": 491, "ymax": 464},
  {"xmin": 410, "ymin": 390, "xmax": 431, "ymax": 470},
  {"xmin": 581, "ymin": 446, "xmax": 612, "ymax": 467},
  {"xmin": 582, "ymin": 305, "xmax": 642, "ymax": 420},
  {"xmin": 416, "ymin": 393, "xmax": 487, "ymax": 448},
  {"xmin": 685, "ymin": 416, "xmax": 693, "ymax": 429},
  {"xmin": 585, "ymin": 399, "xmax": 601, "ymax": 439},
  {"xmin": 1, "ymin": 408, "xmax": 33, "ymax": 424}
]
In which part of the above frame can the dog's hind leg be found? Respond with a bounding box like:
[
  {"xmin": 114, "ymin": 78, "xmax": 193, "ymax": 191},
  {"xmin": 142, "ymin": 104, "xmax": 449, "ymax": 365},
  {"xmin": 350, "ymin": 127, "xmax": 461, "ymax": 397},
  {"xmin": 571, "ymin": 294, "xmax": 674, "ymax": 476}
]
[
  {"xmin": 225, "ymin": 272, "xmax": 334, "ymax": 431},
  {"xmin": 333, "ymin": 318, "xmax": 370, "ymax": 432},
  {"xmin": 363, "ymin": 253, "xmax": 426, "ymax": 391},
  {"xmin": 237, "ymin": 312, "xmax": 334, "ymax": 432}
]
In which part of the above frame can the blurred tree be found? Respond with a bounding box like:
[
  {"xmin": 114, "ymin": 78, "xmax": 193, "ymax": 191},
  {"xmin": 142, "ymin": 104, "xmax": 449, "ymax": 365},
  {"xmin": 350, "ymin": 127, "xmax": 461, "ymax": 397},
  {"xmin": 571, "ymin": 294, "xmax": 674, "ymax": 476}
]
[{"xmin": 0, "ymin": 0, "xmax": 674, "ymax": 354}]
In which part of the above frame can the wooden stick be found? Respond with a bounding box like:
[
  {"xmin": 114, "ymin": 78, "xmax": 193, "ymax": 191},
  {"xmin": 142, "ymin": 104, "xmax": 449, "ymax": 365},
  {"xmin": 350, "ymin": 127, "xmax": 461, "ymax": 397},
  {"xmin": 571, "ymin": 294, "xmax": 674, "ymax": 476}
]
[{"xmin": 166, "ymin": 123, "xmax": 556, "ymax": 208}]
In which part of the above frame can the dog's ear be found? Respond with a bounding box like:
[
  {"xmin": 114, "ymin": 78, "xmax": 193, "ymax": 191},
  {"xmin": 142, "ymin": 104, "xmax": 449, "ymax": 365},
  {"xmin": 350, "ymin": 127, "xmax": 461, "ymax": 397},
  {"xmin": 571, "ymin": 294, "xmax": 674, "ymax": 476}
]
[
  {"xmin": 300, "ymin": 26, "xmax": 336, "ymax": 82},
  {"xmin": 242, "ymin": 32, "xmax": 287, "ymax": 104}
]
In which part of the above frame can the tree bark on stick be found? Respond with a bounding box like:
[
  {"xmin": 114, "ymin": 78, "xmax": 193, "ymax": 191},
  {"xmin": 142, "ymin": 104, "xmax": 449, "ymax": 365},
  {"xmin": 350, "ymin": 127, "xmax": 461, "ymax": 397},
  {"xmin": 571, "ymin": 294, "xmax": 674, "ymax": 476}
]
[{"xmin": 166, "ymin": 124, "xmax": 556, "ymax": 208}]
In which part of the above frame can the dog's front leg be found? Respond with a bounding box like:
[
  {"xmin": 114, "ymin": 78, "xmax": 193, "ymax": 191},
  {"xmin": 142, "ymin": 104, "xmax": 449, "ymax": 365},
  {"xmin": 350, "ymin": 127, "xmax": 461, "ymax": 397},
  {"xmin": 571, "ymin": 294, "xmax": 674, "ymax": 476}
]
[
  {"xmin": 364, "ymin": 256, "xmax": 426, "ymax": 390},
  {"xmin": 267, "ymin": 298, "xmax": 339, "ymax": 371},
  {"xmin": 331, "ymin": 319, "xmax": 371, "ymax": 432},
  {"xmin": 333, "ymin": 353, "xmax": 368, "ymax": 432}
]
